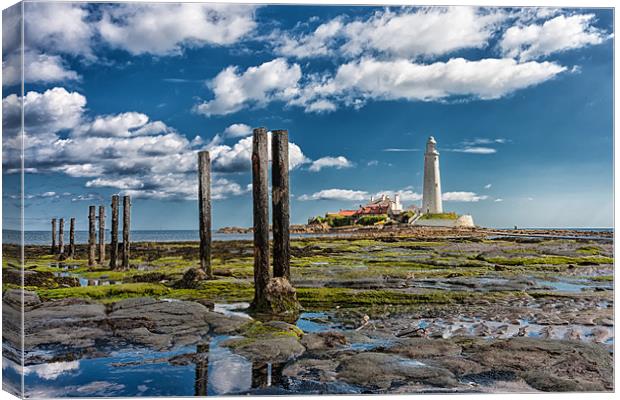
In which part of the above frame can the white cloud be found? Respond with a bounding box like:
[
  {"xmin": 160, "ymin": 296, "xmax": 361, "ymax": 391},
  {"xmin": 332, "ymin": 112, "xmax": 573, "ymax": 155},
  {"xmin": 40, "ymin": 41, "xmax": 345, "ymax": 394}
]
[
  {"xmin": 275, "ymin": 18, "xmax": 344, "ymax": 58},
  {"xmin": 500, "ymin": 14, "xmax": 610, "ymax": 60},
  {"xmin": 194, "ymin": 58, "xmax": 302, "ymax": 116},
  {"xmin": 275, "ymin": 7, "xmax": 506, "ymax": 59},
  {"xmin": 309, "ymin": 156, "xmax": 353, "ymax": 172},
  {"xmin": 442, "ymin": 191, "xmax": 489, "ymax": 202},
  {"xmin": 298, "ymin": 189, "xmax": 368, "ymax": 202},
  {"xmin": 223, "ymin": 123, "xmax": 253, "ymax": 138},
  {"xmin": 3, "ymin": 51, "xmax": 80, "ymax": 86},
  {"xmin": 78, "ymin": 112, "xmax": 165, "ymax": 137},
  {"xmin": 4, "ymin": 87, "xmax": 352, "ymax": 201},
  {"xmin": 451, "ymin": 146, "xmax": 497, "ymax": 154},
  {"xmin": 495, "ymin": 198, "xmax": 504, "ymax": 202},
  {"xmin": 484, "ymin": 183, "xmax": 492, "ymax": 189},
  {"xmin": 97, "ymin": 3, "xmax": 257, "ymax": 55},
  {"xmin": 298, "ymin": 188, "xmax": 422, "ymax": 202},
  {"xmin": 294, "ymin": 57, "xmax": 566, "ymax": 111},
  {"xmin": 207, "ymin": 131, "xmax": 309, "ymax": 172},
  {"xmin": 382, "ymin": 148, "xmax": 420, "ymax": 152},
  {"xmin": 342, "ymin": 7, "xmax": 505, "ymax": 59},
  {"xmin": 24, "ymin": 2, "xmax": 94, "ymax": 58},
  {"xmin": 86, "ymin": 177, "xmax": 145, "ymax": 190}
]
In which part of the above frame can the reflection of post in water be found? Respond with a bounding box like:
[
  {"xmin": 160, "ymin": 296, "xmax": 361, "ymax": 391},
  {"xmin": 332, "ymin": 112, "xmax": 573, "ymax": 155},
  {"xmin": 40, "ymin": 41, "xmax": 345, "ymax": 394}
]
[
  {"xmin": 251, "ymin": 362, "xmax": 285, "ymax": 389},
  {"xmin": 194, "ymin": 341, "xmax": 210, "ymax": 396}
]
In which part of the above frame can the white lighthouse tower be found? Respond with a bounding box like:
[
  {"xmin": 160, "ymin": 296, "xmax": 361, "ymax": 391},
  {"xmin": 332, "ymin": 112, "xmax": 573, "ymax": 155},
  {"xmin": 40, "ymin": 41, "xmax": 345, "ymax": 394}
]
[{"xmin": 422, "ymin": 136, "xmax": 443, "ymax": 214}]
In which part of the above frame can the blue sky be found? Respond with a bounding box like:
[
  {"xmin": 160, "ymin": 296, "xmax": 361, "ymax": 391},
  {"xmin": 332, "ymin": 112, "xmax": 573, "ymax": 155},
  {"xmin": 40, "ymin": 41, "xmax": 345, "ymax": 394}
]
[{"xmin": 2, "ymin": 2, "xmax": 614, "ymax": 230}]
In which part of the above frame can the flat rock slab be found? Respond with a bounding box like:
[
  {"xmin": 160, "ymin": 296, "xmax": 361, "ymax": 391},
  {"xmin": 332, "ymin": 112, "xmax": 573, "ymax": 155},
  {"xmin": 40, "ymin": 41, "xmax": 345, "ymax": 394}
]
[
  {"xmin": 224, "ymin": 335, "xmax": 306, "ymax": 364},
  {"xmin": 4, "ymin": 291, "xmax": 250, "ymax": 362},
  {"xmin": 337, "ymin": 352, "xmax": 459, "ymax": 390}
]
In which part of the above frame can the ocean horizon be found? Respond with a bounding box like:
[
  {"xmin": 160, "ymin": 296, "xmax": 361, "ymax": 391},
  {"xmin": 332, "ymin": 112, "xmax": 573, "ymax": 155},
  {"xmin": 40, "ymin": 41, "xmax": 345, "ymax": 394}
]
[{"xmin": 2, "ymin": 228, "xmax": 613, "ymax": 246}]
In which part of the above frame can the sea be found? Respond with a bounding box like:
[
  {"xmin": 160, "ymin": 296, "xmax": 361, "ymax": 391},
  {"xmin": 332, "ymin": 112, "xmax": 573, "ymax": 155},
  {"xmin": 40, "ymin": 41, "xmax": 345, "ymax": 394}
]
[{"xmin": 1, "ymin": 228, "xmax": 612, "ymax": 246}]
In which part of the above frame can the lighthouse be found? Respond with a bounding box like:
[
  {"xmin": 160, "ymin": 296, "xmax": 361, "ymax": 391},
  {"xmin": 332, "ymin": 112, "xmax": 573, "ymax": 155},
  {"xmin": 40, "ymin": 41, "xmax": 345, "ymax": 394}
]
[{"xmin": 422, "ymin": 136, "xmax": 443, "ymax": 214}]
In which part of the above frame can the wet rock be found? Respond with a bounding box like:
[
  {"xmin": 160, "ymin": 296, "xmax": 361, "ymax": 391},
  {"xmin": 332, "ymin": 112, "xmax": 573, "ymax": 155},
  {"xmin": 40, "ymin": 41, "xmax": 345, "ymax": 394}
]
[
  {"xmin": 174, "ymin": 267, "xmax": 206, "ymax": 289},
  {"xmin": 462, "ymin": 337, "xmax": 613, "ymax": 391},
  {"xmin": 337, "ymin": 352, "xmax": 459, "ymax": 390},
  {"xmin": 224, "ymin": 335, "xmax": 305, "ymax": 364},
  {"xmin": 387, "ymin": 338, "xmax": 462, "ymax": 358},
  {"xmin": 6, "ymin": 293, "xmax": 248, "ymax": 358},
  {"xmin": 3, "ymin": 288, "xmax": 41, "ymax": 308},
  {"xmin": 302, "ymin": 331, "xmax": 348, "ymax": 351},
  {"xmin": 283, "ymin": 358, "xmax": 340, "ymax": 382},
  {"xmin": 203, "ymin": 311, "xmax": 249, "ymax": 334}
]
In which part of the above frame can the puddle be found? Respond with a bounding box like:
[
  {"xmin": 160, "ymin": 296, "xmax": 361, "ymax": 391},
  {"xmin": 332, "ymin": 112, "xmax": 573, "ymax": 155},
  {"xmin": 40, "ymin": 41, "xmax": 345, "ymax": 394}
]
[
  {"xmin": 296, "ymin": 312, "xmax": 335, "ymax": 333},
  {"xmin": 213, "ymin": 302, "xmax": 252, "ymax": 319},
  {"xmin": 403, "ymin": 317, "xmax": 614, "ymax": 345}
]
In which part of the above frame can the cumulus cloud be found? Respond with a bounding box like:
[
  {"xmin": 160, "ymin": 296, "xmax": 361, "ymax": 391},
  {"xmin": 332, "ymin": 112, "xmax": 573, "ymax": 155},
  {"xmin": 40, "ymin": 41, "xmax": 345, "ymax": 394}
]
[
  {"xmin": 2, "ymin": 3, "xmax": 90, "ymax": 87},
  {"xmin": 298, "ymin": 189, "xmax": 368, "ymax": 201},
  {"xmin": 442, "ymin": 191, "xmax": 489, "ymax": 202},
  {"xmin": 275, "ymin": 7, "xmax": 506, "ymax": 59},
  {"xmin": 298, "ymin": 188, "xmax": 422, "ymax": 202},
  {"xmin": 24, "ymin": 2, "xmax": 94, "ymax": 58},
  {"xmin": 223, "ymin": 123, "xmax": 253, "ymax": 138},
  {"xmin": 3, "ymin": 51, "xmax": 81, "ymax": 86},
  {"xmin": 500, "ymin": 14, "xmax": 610, "ymax": 60},
  {"xmin": 194, "ymin": 58, "xmax": 302, "ymax": 116},
  {"xmin": 207, "ymin": 131, "xmax": 309, "ymax": 172},
  {"xmin": 97, "ymin": 3, "xmax": 257, "ymax": 56},
  {"xmin": 484, "ymin": 184, "xmax": 492, "ymax": 189},
  {"xmin": 309, "ymin": 156, "xmax": 353, "ymax": 172},
  {"xmin": 197, "ymin": 56, "xmax": 566, "ymax": 115},
  {"xmin": 4, "ymin": 87, "xmax": 359, "ymax": 200},
  {"xmin": 294, "ymin": 57, "xmax": 566, "ymax": 110},
  {"xmin": 1, "ymin": 87, "xmax": 251, "ymax": 200}
]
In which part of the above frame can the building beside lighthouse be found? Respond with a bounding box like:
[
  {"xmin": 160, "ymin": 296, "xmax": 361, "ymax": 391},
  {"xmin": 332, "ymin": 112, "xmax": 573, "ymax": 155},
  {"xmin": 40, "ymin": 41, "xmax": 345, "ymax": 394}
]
[{"xmin": 422, "ymin": 136, "xmax": 443, "ymax": 214}]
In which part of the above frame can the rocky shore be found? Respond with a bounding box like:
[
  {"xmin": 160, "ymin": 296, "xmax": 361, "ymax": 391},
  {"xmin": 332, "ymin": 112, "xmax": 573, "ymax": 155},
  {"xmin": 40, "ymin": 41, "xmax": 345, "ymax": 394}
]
[{"xmin": 2, "ymin": 229, "xmax": 614, "ymax": 395}]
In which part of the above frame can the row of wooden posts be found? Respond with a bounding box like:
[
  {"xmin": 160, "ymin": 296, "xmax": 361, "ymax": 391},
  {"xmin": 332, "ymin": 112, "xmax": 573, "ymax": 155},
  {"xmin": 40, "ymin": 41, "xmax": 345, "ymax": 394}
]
[
  {"xmin": 196, "ymin": 127, "xmax": 293, "ymax": 310},
  {"xmin": 50, "ymin": 127, "xmax": 292, "ymax": 311},
  {"xmin": 50, "ymin": 195, "xmax": 131, "ymax": 269}
]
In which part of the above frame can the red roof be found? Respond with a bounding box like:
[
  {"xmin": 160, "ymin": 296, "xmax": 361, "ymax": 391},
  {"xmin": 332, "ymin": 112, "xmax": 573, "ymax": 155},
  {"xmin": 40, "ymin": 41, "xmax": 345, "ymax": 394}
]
[
  {"xmin": 355, "ymin": 205, "xmax": 389, "ymax": 215},
  {"xmin": 336, "ymin": 209, "xmax": 357, "ymax": 217}
]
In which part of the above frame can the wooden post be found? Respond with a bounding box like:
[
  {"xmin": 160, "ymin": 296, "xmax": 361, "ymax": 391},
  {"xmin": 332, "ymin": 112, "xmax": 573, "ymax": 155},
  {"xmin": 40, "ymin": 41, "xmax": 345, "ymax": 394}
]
[
  {"xmin": 271, "ymin": 130, "xmax": 291, "ymax": 280},
  {"xmin": 98, "ymin": 205, "xmax": 105, "ymax": 264},
  {"xmin": 58, "ymin": 218, "xmax": 65, "ymax": 255},
  {"xmin": 69, "ymin": 218, "xmax": 76, "ymax": 259},
  {"xmin": 122, "ymin": 195, "xmax": 131, "ymax": 269},
  {"xmin": 251, "ymin": 127, "xmax": 270, "ymax": 310},
  {"xmin": 51, "ymin": 218, "xmax": 57, "ymax": 254},
  {"xmin": 198, "ymin": 151, "xmax": 213, "ymax": 279},
  {"xmin": 88, "ymin": 206, "xmax": 96, "ymax": 266},
  {"xmin": 110, "ymin": 195, "xmax": 119, "ymax": 268},
  {"xmin": 194, "ymin": 341, "xmax": 209, "ymax": 396}
]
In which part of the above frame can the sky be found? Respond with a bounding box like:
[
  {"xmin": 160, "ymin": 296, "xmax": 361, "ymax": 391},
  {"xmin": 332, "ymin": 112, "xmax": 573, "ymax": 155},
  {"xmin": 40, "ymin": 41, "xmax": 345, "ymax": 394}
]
[{"xmin": 1, "ymin": 2, "xmax": 614, "ymax": 230}]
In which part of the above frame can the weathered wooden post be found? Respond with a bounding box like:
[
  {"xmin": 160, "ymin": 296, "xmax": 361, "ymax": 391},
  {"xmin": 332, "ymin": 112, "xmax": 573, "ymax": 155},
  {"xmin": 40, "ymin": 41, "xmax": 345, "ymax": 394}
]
[
  {"xmin": 251, "ymin": 127, "xmax": 270, "ymax": 310},
  {"xmin": 51, "ymin": 218, "xmax": 57, "ymax": 254},
  {"xmin": 98, "ymin": 205, "xmax": 105, "ymax": 264},
  {"xmin": 110, "ymin": 195, "xmax": 119, "ymax": 268},
  {"xmin": 69, "ymin": 218, "xmax": 76, "ymax": 259},
  {"xmin": 88, "ymin": 206, "xmax": 96, "ymax": 266},
  {"xmin": 271, "ymin": 130, "xmax": 291, "ymax": 280},
  {"xmin": 58, "ymin": 218, "xmax": 65, "ymax": 255},
  {"xmin": 198, "ymin": 151, "xmax": 213, "ymax": 279},
  {"xmin": 122, "ymin": 195, "xmax": 131, "ymax": 269}
]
